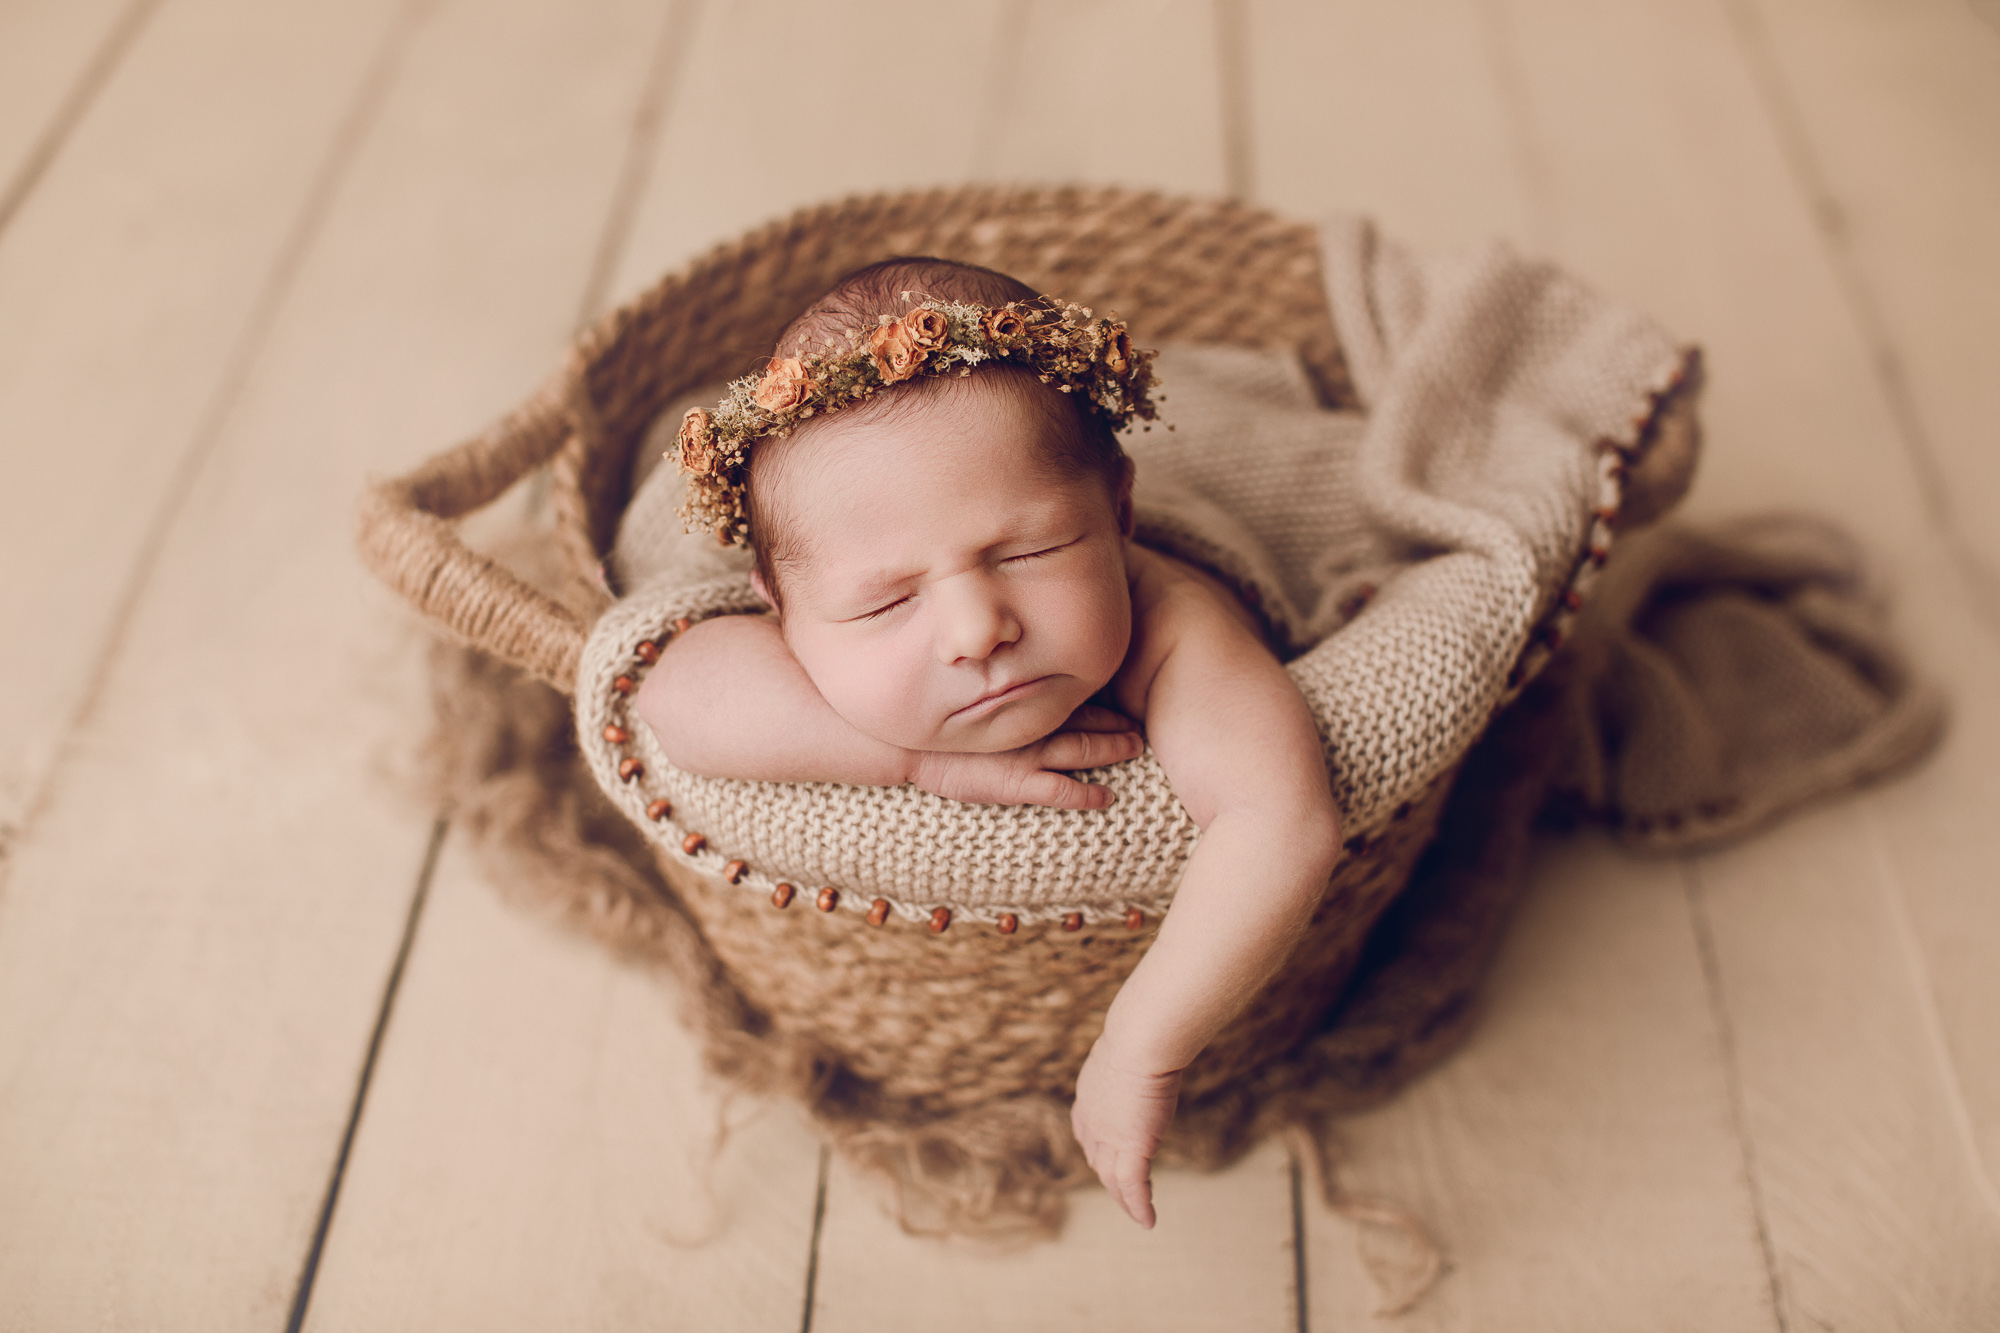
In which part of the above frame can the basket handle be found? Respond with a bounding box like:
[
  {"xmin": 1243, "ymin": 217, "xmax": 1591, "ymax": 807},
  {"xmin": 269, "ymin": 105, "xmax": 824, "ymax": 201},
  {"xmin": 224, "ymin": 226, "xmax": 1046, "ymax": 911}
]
[{"xmin": 356, "ymin": 363, "xmax": 591, "ymax": 693}]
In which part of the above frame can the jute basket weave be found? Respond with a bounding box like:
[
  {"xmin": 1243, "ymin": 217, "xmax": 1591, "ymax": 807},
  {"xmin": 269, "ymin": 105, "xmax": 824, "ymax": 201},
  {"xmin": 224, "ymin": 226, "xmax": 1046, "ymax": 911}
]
[{"xmin": 356, "ymin": 185, "xmax": 1607, "ymax": 1117}]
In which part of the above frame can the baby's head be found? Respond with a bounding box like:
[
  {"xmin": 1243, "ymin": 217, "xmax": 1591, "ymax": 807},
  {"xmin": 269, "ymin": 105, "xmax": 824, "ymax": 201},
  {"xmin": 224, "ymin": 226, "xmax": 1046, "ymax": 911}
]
[{"xmin": 743, "ymin": 258, "xmax": 1139, "ymax": 754}]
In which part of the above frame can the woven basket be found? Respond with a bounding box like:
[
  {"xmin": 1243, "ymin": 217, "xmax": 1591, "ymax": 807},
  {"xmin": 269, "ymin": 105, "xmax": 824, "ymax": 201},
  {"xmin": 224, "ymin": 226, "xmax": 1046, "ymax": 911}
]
[{"xmin": 357, "ymin": 186, "xmax": 1610, "ymax": 1116}]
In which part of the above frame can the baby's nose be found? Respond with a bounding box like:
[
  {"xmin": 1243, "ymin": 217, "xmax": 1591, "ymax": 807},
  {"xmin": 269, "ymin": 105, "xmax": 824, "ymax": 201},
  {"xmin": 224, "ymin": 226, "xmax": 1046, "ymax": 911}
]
[{"xmin": 935, "ymin": 575, "xmax": 1020, "ymax": 663}]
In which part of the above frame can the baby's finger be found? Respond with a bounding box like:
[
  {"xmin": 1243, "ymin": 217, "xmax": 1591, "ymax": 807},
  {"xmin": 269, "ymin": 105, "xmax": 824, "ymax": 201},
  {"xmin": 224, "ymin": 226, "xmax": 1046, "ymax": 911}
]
[
  {"xmin": 1012, "ymin": 770, "xmax": 1116, "ymax": 810},
  {"xmin": 1063, "ymin": 704, "xmax": 1139, "ymax": 734},
  {"xmin": 1038, "ymin": 729, "xmax": 1145, "ymax": 772},
  {"xmin": 1114, "ymin": 1150, "xmax": 1157, "ymax": 1229}
]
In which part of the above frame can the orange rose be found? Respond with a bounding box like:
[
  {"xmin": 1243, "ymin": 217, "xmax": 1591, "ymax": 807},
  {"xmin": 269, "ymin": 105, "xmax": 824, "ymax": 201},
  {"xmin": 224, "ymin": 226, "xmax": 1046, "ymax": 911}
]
[
  {"xmin": 981, "ymin": 307, "xmax": 1027, "ymax": 342},
  {"xmin": 1104, "ymin": 324, "xmax": 1133, "ymax": 374},
  {"xmin": 903, "ymin": 306, "xmax": 950, "ymax": 349},
  {"xmin": 677, "ymin": 407, "xmax": 717, "ymax": 476},
  {"xmin": 868, "ymin": 320, "xmax": 925, "ymax": 383},
  {"xmin": 754, "ymin": 357, "xmax": 811, "ymax": 413}
]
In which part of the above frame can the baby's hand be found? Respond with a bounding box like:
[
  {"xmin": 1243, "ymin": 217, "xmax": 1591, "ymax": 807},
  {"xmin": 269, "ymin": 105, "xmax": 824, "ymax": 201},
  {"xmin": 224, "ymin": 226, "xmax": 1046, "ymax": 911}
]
[
  {"xmin": 908, "ymin": 706, "xmax": 1142, "ymax": 809},
  {"xmin": 1070, "ymin": 1039, "xmax": 1183, "ymax": 1228}
]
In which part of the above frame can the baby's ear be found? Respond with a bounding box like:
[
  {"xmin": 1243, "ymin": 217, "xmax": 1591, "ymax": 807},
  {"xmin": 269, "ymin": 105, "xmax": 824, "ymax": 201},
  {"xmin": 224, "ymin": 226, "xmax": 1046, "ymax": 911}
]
[
  {"xmin": 750, "ymin": 568, "xmax": 776, "ymax": 608},
  {"xmin": 1115, "ymin": 456, "xmax": 1136, "ymax": 538}
]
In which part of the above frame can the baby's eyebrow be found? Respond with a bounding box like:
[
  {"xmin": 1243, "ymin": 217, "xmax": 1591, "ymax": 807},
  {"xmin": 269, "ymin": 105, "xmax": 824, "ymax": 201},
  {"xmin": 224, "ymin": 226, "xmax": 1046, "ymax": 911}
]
[{"xmin": 843, "ymin": 568, "xmax": 921, "ymax": 607}]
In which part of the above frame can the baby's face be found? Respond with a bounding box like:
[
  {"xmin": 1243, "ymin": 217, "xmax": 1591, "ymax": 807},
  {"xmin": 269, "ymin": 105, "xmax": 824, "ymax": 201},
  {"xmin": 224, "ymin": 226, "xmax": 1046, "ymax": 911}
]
[{"xmin": 757, "ymin": 386, "xmax": 1133, "ymax": 755}]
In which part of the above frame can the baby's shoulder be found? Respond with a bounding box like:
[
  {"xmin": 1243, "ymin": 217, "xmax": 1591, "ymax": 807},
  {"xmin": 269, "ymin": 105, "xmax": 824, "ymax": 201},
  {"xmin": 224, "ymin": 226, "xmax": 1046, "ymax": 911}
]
[
  {"xmin": 1125, "ymin": 544, "xmax": 1266, "ymax": 641},
  {"xmin": 1113, "ymin": 544, "xmax": 1273, "ymax": 715}
]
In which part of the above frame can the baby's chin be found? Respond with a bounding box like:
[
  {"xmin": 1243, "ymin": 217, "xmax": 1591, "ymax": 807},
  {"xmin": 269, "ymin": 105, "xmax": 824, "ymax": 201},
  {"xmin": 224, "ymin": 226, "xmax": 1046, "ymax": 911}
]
[{"xmin": 854, "ymin": 694, "xmax": 1078, "ymax": 756}]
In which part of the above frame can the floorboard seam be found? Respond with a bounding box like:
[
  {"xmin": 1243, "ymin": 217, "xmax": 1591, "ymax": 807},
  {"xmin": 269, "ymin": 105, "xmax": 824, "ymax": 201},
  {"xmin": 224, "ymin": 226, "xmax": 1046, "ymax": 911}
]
[
  {"xmin": 1864, "ymin": 813, "xmax": 2000, "ymax": 1222},
  {"xmin": 1474, "ymin": 0, "xmax": 1557, "ymax": 254},
  {"xmin": 966, "ymin": 0, "xmax": 1031, "ymax": 180},
  {"xmin": 1720, "ymin": 0, "xmax": 2000, "ymax": 637},
  {"xmin": 0, "ymin": 0, "xmax": 429, "ymax": 895},
  {"xmin": 1683, "ymin": 860, "xmax": 1792, "ymax": 1333},
  {"xmin": 284, "ymin": 815, "xmax": 449, "ymax": 1333},
  {"xmin": 569, "ymin": 0, "xmax": 703, "ymax": 332},
  {"xmin": 1289, "ymin": 1143, "xmax": 1310, "ymax": 1333},
  {"xmin": 1215, "ymin": 0, "xmax": 1255, "ymax": 203},
  {"xmin": 798, "ymin": 1141, "xmax": 831, "ymax": 1333},
  {"xmin": 0, "ymin": 0, "xmax": 165, "ymax": 242}
]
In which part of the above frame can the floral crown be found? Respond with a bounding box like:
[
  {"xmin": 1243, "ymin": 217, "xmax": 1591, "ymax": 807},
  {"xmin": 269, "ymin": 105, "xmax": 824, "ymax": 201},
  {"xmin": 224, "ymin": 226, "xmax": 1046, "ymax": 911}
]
[{"xmin": 673, "ymin": 295, "xmax": 1159, "ymax": 546}]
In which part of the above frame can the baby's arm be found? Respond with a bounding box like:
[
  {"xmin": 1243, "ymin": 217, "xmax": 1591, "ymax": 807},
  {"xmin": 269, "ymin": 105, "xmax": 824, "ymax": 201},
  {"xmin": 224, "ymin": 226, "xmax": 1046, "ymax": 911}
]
[
  {"xmin": 1071, "ymin": 551, "xmax": 1343, "ymax": 1226},
  {"xmin": 636, "ymin": 614, "xmax": 1141, "ymax": 808}
]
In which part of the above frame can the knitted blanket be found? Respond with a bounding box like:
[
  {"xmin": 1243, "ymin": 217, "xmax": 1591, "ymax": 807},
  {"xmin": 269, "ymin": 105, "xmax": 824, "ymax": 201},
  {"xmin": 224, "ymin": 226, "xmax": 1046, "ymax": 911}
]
[{"xmin": 586, "ymin": 220, "xmax": 1690, "ymax": 923}]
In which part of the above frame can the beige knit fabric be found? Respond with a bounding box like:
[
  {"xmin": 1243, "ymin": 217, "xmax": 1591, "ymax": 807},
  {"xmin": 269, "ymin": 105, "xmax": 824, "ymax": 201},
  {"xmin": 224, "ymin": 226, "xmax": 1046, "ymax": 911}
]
[{"xmin": 577, "ymin": 219, "xmax": 1686, "ymax": 925}]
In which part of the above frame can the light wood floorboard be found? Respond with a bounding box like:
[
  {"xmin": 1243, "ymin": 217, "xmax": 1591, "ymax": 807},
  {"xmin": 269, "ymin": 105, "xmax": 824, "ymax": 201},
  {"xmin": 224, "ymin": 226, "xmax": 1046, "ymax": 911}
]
[
  {"xmin": 0, "ymin": 0, "xmax": 670, "ymax": 1324},
  {"xmin": 603, "ymin": 0, "xmax": 1010, "ymax": 312},
  {"xmin": 811, "ymin": 1139, "xmax": 1298, "ymax": 1333},
  {"xmin": 0, "ymin": 0, "xmax": 148, "ymax": 227},
  {"xmin": 0, "ymin": 0, "xmax": 407, "ymax": 838},
  {"xmin": 1736, "ymin": 0, "xmax": 2000, "ymax": 594},
  {"xmin": 1306, "ymin": 838, "xmax": 1781, "ymax": 1331},
  {"xmin": 1247, "ymin": 0, "xmax": 1541, "ymax": 253},
  {"xmin": 300, "ymin": 835, "xmax": 824, "ymax": 1332}
]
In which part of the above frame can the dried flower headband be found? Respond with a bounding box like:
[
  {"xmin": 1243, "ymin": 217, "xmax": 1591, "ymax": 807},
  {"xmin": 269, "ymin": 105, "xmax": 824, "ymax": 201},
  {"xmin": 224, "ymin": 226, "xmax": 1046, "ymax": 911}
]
[{"xmin": 673, "ymin": 295, "xmax": 1159, "ymax": 546}]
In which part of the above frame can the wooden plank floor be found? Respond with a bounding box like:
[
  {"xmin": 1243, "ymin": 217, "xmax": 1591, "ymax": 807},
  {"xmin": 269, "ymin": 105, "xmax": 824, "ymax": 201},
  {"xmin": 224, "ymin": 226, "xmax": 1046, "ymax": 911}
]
[{"xmin": 0, "ymin": 1, "xmax": 1993, "ymax": 1328}]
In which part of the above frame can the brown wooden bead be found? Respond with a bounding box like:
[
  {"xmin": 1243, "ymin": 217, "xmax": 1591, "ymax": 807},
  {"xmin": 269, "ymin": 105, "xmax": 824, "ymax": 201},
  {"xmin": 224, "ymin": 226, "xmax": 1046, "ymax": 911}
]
[
  {"xmin": 1561, "ymin": 589, "xmax": 1583, "ymax": 613},
  {"xmin": 816, "ymin": 887, "xmax": 839, "ymax": 913},
  {"xmin": 673, "ymin": 618, "xmax": 692, "ymax": 635},
  {"xmin": 723, "ymin": 859, "xmax": 746, "ymax": 884},
  {"xmin": 929, "ymin": 906, "xmax": 951, "ymax": 933},
  {"xmin": 867, "ymin": 898, "xmax": 890, "ymax": 927},
  {"xmin": 771, "ymin": 883, "xmax": 796, "ymax": 909},
  {"xmin": 612, "ymin": 675, "xmax": 635, "ymax": 696},
  {"xmin": 618, "ymin": 758, "xmax": 643, "ymax": 782},
  {"xmin": 603, "ymin": 724, "xmax": 630, "ymax": 744},
  {"xmin": 645, "ymin": 799, "xmax": 671, "ymax": 821},
  {"xmin": 1588, "ymin": 546, "xmax": 1609, "ymax": 567},
  {"xmin": 1594, "ymin": 506, "xmax": 1619, "ymax": 525},
  {"xmin": 681, "ymin": 831, "xmax": 706, "ymax": 854},
  {"xmin": 634, "ymin": 639, "xmax": 661, "ymax": 665},
  {"xmin": 996, "ymin": 913, "xmax": 1018, "ymax": 935},
  {"xmin": 1061, "ymin": 912, "xmax": 1082, "ymax": 932},
  {"xmin": 1124, "ymin": 908, "xmax": 1145, "ymax": 930}
]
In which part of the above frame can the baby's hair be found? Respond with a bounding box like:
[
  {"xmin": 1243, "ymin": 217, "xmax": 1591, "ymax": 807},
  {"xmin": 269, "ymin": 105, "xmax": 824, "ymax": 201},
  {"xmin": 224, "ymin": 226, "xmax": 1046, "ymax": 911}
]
[{"xmin": 749, "ymin": 257, "xmax": 1130, "ymax": 607}]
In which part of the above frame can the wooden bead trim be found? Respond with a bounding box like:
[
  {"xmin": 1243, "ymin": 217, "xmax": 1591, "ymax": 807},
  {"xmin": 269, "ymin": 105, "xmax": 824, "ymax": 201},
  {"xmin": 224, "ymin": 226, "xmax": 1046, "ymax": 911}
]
[
  {"xmin": 928, "ymin": 907, "xmax": 951, "ymax": 933},
  {"xmin": 1061, "ymin": 913, "xmax": 1082, "ymax": 932},
  {"xmin": 681, "ymin": 831, "xmax": 706, "ymax": 854},
  {"xmin": 1124, "ymin": 908, "xmax": 1145, "ymax": 930},
  {"xmin": 771, "ymin": 883, "xmax": 796, "ymax": 909},
  {"xmin": 723, "ymin": 859, "xmax": 747, "ymax": 884},
  {"xmin": 867, "ymin": 898, "xmax": 891, "ymax": 926},
  {"xmin": 816, "ymin": 887, "xmax": 840, "ymax": 912},
  {"xmin": 617, "ymin": 758, "xmax": 643, "ymax": 782},
  {"xmin": 997, "ymin": 913, "xmax": 1018, "ymax": 935},
  {"xmin": 646, "ymin": 799, "xmax": 671, "ymax": 821},
  {"xmin": 603, "ymin": 724, "xmax": 629, "ymax": 744}
]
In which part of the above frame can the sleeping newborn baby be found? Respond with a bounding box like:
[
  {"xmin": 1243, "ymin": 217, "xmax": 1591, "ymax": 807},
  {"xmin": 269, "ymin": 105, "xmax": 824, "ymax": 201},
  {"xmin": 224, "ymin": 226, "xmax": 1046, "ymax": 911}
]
[{"xmin": 638, "ymin": 257, "xmax": 1342, "ymax": 1228}]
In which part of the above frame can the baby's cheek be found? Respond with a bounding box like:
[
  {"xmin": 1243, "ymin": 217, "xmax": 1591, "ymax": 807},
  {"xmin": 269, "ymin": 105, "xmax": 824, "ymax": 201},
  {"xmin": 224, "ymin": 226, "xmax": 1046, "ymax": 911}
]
[{"xmin": 814, "ymin": 648, "xmax": 938, "ymax": 749}]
